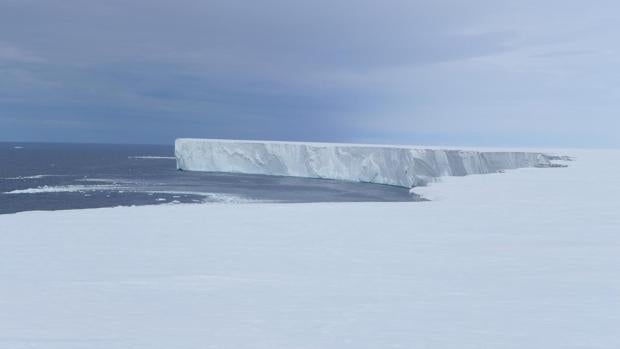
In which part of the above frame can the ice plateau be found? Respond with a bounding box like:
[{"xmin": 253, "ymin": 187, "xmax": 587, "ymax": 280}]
[{"xmin": 175, "ymin": 139, "xmax": 557, "ymax": 187}]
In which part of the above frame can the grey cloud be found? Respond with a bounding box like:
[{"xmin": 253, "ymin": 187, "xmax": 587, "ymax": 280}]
[
  {"xmin": 0, "ymin": 42, "xmax": 44, "ymax": 63},
  {"xmin": 0, "ymin": 0, "xmax": 618, "ymax": 146}
]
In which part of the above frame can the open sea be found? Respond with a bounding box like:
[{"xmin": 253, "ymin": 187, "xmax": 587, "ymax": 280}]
[{"xmin": 0, "ymin": 142, "xmax": 418, "ymax": 214}]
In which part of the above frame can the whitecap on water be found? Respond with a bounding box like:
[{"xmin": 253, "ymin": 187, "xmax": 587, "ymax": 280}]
[
  {"xmin": 2, "ymin": 174, "xmax": 68, "ymax": 180},
  {"xmin": 4, "ymin": 184, "xmax": 120, "ymax": 194}
]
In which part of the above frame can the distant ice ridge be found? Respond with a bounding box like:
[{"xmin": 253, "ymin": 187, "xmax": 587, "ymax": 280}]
[
  {"xmin": 175, "ymin": 139, "xmax": 561, "ymax": 188},
  {"xmin": 128, "ymin": 156, "xmax": 176, "ymax": 160}
]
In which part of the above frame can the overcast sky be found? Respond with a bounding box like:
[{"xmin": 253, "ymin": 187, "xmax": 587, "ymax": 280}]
[{"xmin": 1, "ymin": 0, "xmax": 618, "ymax": 147}]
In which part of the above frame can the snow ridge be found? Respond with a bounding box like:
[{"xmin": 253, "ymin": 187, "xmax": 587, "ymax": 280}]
[{"xmin": 175, "ymin": 139, "xmax": 556, "ymax": 187}]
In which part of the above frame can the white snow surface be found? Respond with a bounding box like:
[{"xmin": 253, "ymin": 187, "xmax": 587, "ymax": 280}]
[
  {"xmin": 175, "ymin": 138, "xmax": 556, "ymax": 187},
  {"xmin": 1, "ymin": 149, "xmax": 619, "ymax": 348}
]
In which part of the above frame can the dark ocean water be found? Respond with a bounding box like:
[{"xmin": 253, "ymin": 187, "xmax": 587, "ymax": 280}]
[{"xmin": 0, "ymin": 142, "xmax": 418, "ymax": 214}]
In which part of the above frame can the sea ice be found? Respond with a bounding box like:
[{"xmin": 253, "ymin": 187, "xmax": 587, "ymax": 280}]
[{"xmin": 1, "ymin": 149, "xmax": 617, "ymax": 349}]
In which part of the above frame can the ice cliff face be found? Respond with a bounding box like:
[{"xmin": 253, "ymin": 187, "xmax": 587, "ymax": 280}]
[{"xmin": 175, "ymin": 139, "xmax": 555, "ymax": 188}]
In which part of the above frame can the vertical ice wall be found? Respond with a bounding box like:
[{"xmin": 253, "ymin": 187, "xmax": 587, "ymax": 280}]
[{"xmin": 175, "ymin": 139, "xmax": 554, "ymax": 187}]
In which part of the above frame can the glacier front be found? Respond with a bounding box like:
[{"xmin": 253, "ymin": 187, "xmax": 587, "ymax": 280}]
[{"xmin": 175, "ymin": 139, "xmax": 558, "ymax": 188}]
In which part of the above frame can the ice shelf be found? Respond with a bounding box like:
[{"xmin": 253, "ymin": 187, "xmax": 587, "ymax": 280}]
[{"xmin": 175, "ymin": 139, "xmax": 558, "ymax": 187}]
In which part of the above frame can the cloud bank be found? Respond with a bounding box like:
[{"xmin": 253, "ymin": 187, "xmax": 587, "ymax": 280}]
[{"xmin": 1, "ymin": 0, "xmax": 618, "ymax": 147}]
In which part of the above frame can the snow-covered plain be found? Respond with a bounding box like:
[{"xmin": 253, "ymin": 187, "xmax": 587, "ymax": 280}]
[
  {"xmin": 175, "ymin": 139, "xmax": 557, "ymax": 187},
  {"xmin": 1, "ymin": 149, "xmax": 619, "ymax": 348}
]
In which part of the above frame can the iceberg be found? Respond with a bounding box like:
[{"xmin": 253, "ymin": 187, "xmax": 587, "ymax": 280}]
[{"xmin": 175, "ymin": 139, "xmax": 557, "ymax": 188}]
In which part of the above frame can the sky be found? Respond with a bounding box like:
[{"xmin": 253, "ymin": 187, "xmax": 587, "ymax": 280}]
[{"xmin": 1, "ymin": 0, "xmax": 618, "ymax": 147}]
